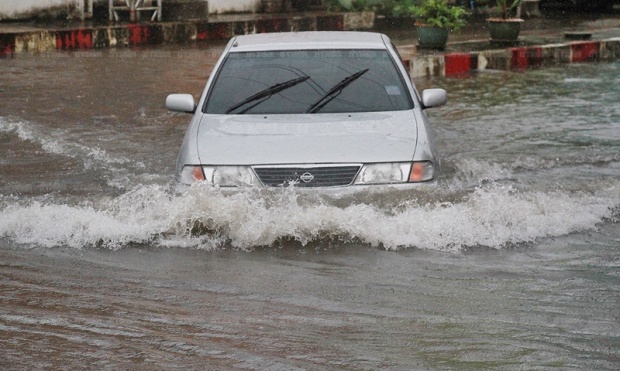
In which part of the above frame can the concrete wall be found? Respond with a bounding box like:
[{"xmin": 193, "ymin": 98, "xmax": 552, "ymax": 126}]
[
  {"xmin": 0, "ymin": 0, "xmax": 77, "ymax": 19},
  {"xmin": 209, "ymin": 0, "xmax": 260, "ymax": 14},
  {"xmin": 0, "ymin": 0, "xmax": 261, "ymax": 20}
]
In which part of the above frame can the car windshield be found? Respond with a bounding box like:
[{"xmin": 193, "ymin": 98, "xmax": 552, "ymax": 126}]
[{"xmin": 204, "ymin": 49, "xmax": 414, "ymax": 114}]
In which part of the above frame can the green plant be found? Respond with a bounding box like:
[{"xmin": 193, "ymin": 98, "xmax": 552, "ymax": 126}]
[
  {"xmin": 391, "ymin": 0, "xmax": 415, "ymax": 17},
  {"xmin": 323, "ymin": 0, "xmax": 384, "ymax": 12},
  {"xmin": 402, "ymin": 0, "xmax": 467, "ymax": 32},
  {"xmin": 495, "ymin": 0, "xmax": 521, "ymax": 19}
]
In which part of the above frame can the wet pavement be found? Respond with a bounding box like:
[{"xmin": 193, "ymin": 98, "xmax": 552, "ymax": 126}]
[{"xmin": 381, "ymin": 9, "xmax": 620, "ymax": 58}]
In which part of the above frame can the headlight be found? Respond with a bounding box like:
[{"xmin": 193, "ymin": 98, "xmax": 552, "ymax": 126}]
[
  {"xmin": 179, "ymin": 165, "xmax": 256, "ymax": 187},
  {"xmin": 204, "ymin": 166, "xmax": 256, "ymax": 187},
  {"xmin": 355, "ymin": 163, "xmax": 411, "ymax": 184},
  {"xmin": 354, "ymin": 161, "xmax": 434, "ymax": 185}
]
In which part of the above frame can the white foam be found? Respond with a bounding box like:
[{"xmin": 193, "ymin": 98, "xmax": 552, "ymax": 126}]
[
  {"xmin": 2, "ymin": 116, "xmax": 618, "ymax": 251},
  {"xmin": 1, "ymin": 181, "xmax": 617, "ymax": 251},
  {"xmin": 446, "ymin": 158, "xmax": 513, "ymax": 188},
  {"xmin": 563, "ymin": 78, "xmax": 603, "ymax": 84}
]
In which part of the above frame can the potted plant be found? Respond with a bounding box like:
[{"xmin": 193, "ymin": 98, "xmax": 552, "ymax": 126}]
[
  {"xmin": 393, "ymin": 0, "xmax": 467, "ymax": 50},
  {"xmin": 487, "ymin": 0, "xmax": 523, "ymax": 45}
]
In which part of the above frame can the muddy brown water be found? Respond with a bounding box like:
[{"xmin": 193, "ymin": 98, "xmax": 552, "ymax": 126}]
[{"xmin": 1, "ymin": 44, "xmax": 619, "ymax": 369}]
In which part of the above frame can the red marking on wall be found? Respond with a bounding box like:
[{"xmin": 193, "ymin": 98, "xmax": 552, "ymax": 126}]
[
  {"xmin": 1, "ymin": 44, "xmax": 11, "ymax": 55},
  {"xmin": 511, "ymin": 47, "xmax": 529, "ymax": 69},
  {"xmin": 257, "ymin": 18, "xmax": 287, "ymax": 34},
  {"xmin": 444, "ymin": 53, "xmax": 471, "ymax": 77},
  {"xmin": 128, "ymin": 25, "xmax": 150, "ymax": 45},
  {"xmin": 511, "ymin": 46, "xmax": 542, "ymax": 70},
  {"xmin": 401, "ymin": 59, "xmax": 411, "ymax": 70},
  {"xmin": 196, "ymin": 28, "xmax": 208, "ymax": 41},
  {"xmin": 571, "ymin": 42, "xmax": 600, "ymax": 63},
  {"xmin": 197, "ymin": 23, "xmax": 230, "ymax": 40},
  {"xmin": 0, "ymin": 34, "xmax": 15, "ymax": 56},
  {"xmin": 56, "ymin": 29, "xmax": 93, "ymax": 50},
  {"xmin": 317, "ymin": 15, "xmax": 344, "ymax": 31}
]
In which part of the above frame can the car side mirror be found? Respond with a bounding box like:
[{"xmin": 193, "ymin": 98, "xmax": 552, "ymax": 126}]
[
  {"xmin": 166, "ymin": 94, "xmax": 196, "ymax": 113},
  {"xmin": 421, "ymin": 89, "xmax": 447, "ymax": 109}
]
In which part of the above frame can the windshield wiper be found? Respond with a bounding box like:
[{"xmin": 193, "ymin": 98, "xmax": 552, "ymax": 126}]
[
  {"xmin": 306, "ymin": 68, "xmax": 369, "ymax": 114},
  {"xmin": 225, "ymin": 75, "xmax": 310, "ymax": 114}
]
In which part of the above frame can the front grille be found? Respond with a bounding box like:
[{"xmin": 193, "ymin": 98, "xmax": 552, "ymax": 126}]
[{"xmin": 253, "ymin": 165, "xmax": 361, "ymax": 188}]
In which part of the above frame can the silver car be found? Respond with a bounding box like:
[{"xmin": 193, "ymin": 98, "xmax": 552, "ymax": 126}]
[{"xmin": 166, "ymin": 31, "xmax": 447, "ymax": 189}]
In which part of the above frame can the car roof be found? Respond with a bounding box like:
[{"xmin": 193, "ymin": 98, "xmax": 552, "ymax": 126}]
[{"xmin": 228, "ymin": 31, "xmax": 390, "ymax": 52}]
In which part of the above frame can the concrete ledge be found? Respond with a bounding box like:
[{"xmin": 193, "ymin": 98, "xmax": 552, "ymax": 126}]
[
  {"xmin": 0, "ymin": 12, "xmax": 370, "ymax": 55},
  {"xmin": 1, "ymin": 14, "xmax": 618, "ymax": 79},
  {"xmin": 406, "ymin": 39, "xmax": 620, "ymax": 78},
  {"xmin": 601, "ymin": 37, "xmax": 620, "ymax": 60}
]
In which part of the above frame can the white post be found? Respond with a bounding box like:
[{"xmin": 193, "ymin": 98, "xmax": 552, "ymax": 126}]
[
  {"xmin": 78, "ymin": 0, "xmax": 84, "ymax": 20},
  {"xmin": 128, "ymin": 0, "xmax": 137, "ymax": 23},
  {"xmin": 77, "ymin": 0, "xmax": 93, "ymax": 20}
]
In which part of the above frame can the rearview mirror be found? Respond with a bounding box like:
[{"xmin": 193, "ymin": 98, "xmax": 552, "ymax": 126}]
[
  {"xmin": 421, "ymin": 89, "xmax": 447, "ymax": 109},
  {"xmin": 166, "ymin": 94, "xmax": 196, "ymax": 113}
]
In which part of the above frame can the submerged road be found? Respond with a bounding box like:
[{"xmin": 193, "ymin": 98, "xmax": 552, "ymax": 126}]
[{"xmin": 0, "ymin": 45, "xmax": 619, "ymax": 368}]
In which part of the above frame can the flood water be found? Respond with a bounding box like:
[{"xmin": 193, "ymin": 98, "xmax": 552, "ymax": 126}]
[{"xmin": 1, "ymin": 45, "xmax": 619, "ymax": 369}]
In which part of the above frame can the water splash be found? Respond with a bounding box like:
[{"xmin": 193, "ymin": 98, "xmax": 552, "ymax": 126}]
[
  {"xmin": 1, "ymin": 181, "xmax": 617, "ymax": 251},
  {"xmin": 0, "ymin": 118, "xmax": 137, "ymax": 167},
  {"xmin": 0, "ymin": 117, "xmax": 160, "ymax": 190}
]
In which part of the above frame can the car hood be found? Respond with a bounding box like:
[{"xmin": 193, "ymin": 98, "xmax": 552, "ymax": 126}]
[{"xmin": 195, "ymin": 111, "xmax": 418, "ymax": 165}]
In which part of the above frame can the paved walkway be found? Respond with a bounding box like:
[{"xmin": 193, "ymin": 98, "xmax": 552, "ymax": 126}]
[{"xmin": 389, "ymin": 12, "xmax": 620, "ymax": 76}]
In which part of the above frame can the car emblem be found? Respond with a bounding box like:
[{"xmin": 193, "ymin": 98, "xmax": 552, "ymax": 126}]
[{"xmin": 299, "ymin": 172, "xmax": 314, "ymax": 183}]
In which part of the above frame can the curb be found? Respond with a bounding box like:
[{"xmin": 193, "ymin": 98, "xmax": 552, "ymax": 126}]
[
  {"xmin": 0, "ymin": 12, "xmax": 373, "ymax": 54},
  {"xmin": 408, "ymin": 38, "xmax": 620, "ymax": 78},
  {"xmin": 1, "ymin": 15, "xmax": 619, "ymax": 78}
]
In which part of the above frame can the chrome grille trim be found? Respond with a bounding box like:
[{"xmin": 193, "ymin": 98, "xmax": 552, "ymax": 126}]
[{"xmin": 252, "ymin": 164, "xmax": 362, "ymax": 188}]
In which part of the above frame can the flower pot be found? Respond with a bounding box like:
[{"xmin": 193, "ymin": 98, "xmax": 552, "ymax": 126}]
[
  {"xmin": 487, "ymin": 18, "xmax": 524, "ymax": 45},
  {"xmin": 415, "ymin": 25, "xmax": 449, "ymax": 50}
]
